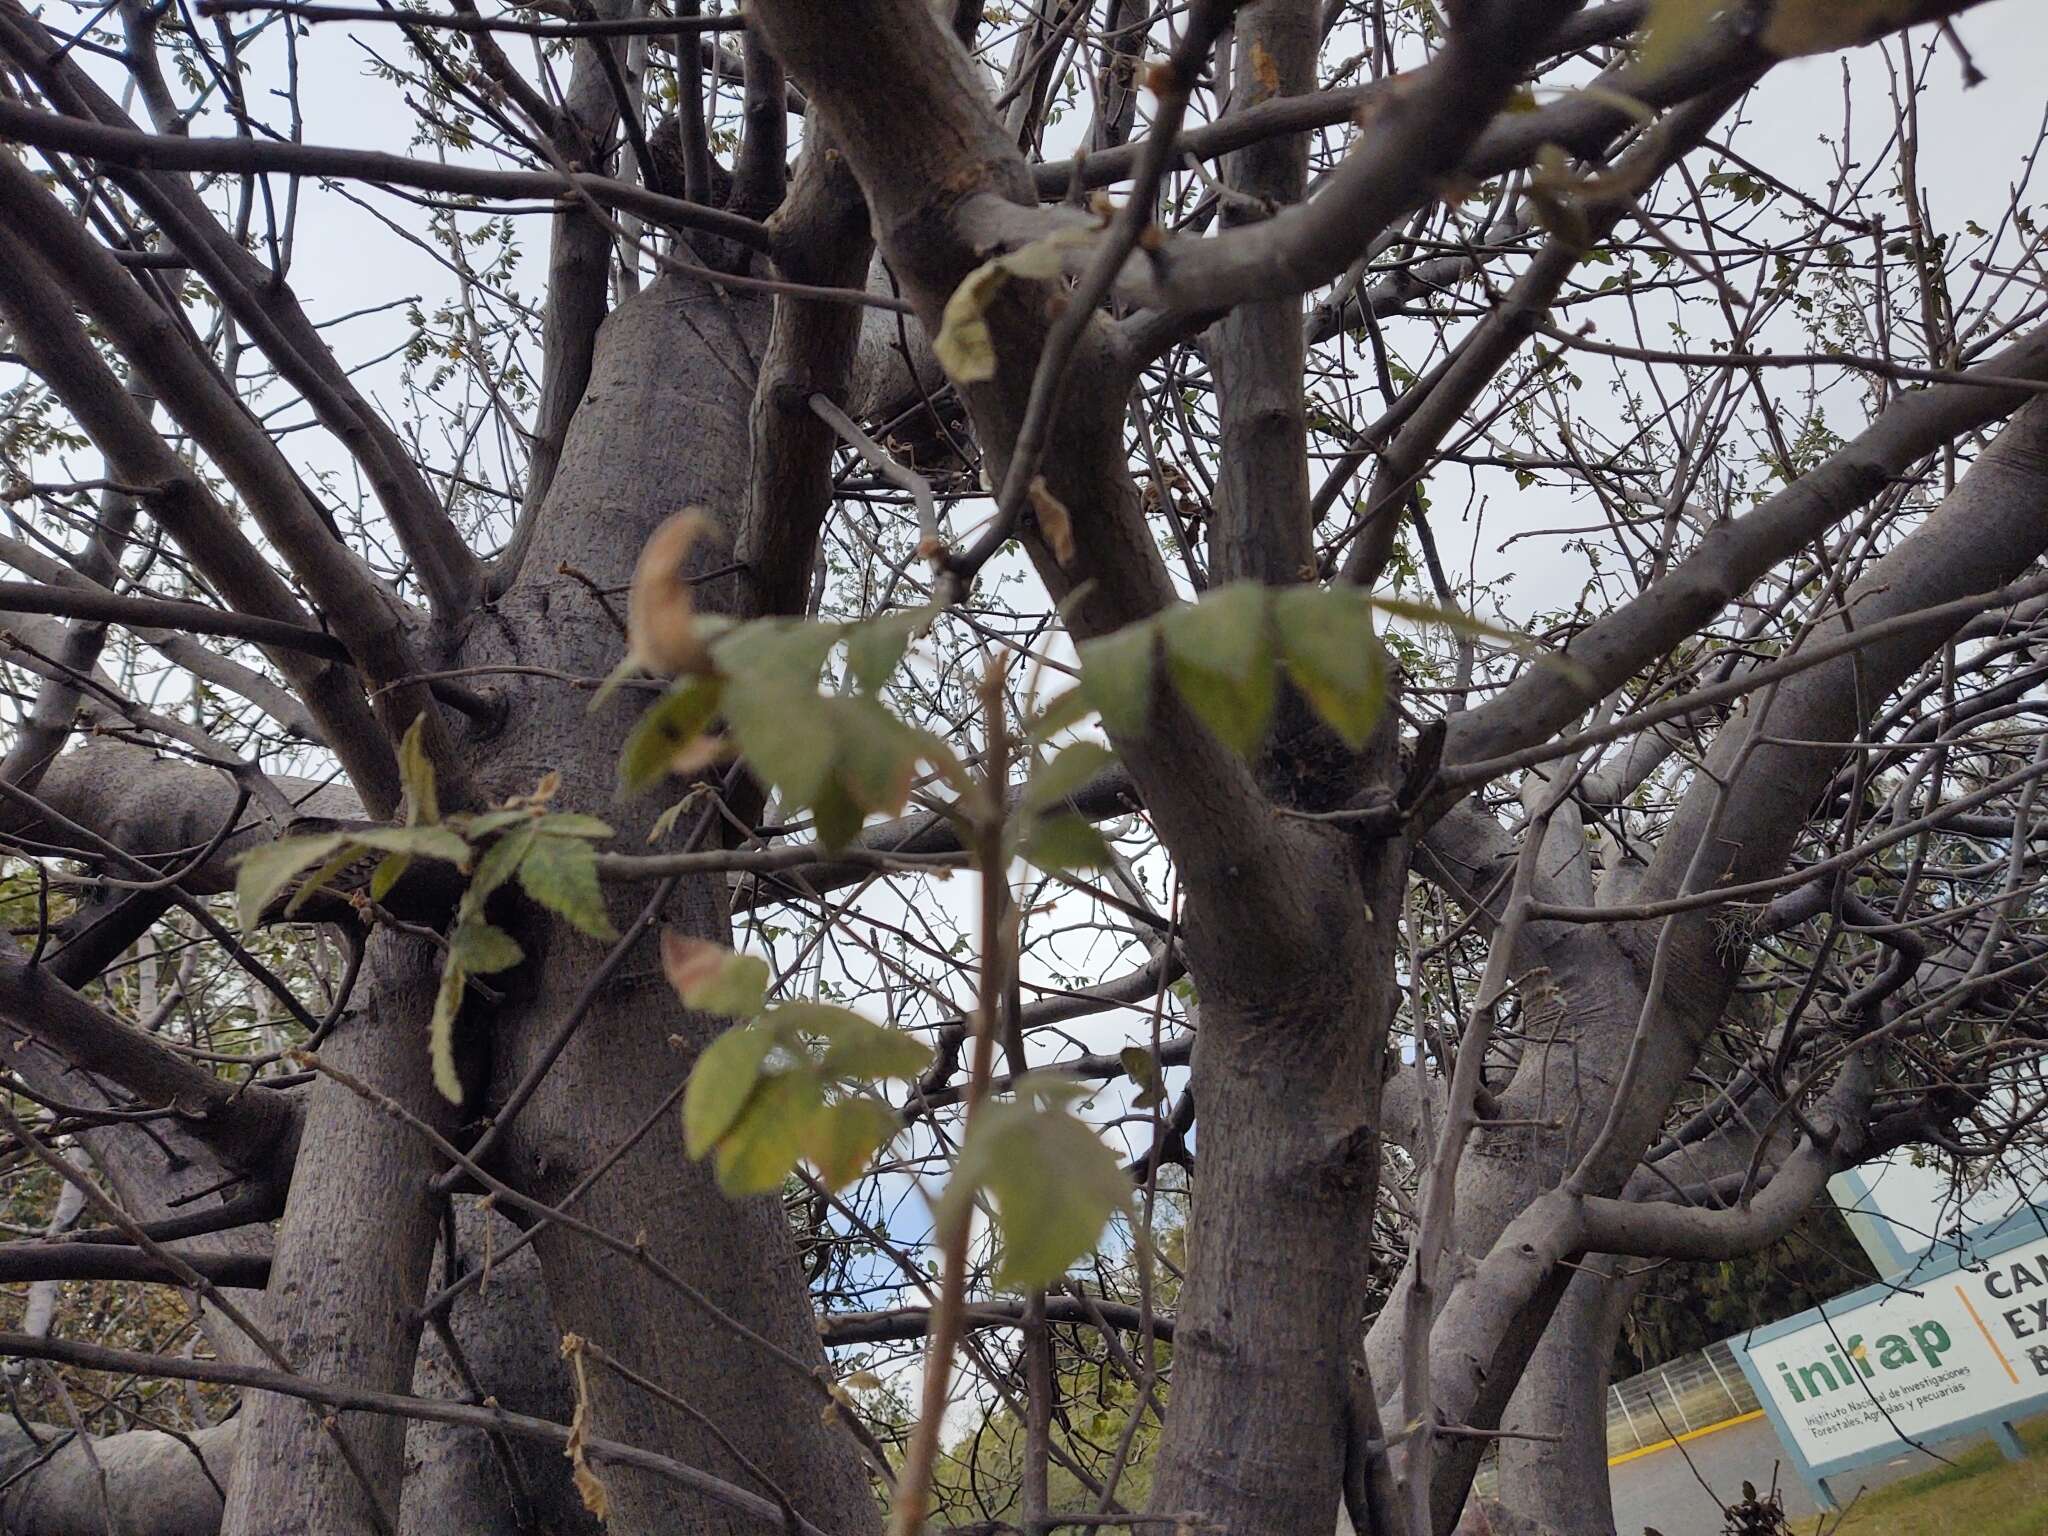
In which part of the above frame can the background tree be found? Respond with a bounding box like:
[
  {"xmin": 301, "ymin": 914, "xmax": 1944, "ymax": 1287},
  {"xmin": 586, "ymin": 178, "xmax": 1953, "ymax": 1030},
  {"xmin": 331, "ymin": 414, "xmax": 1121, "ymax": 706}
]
[{"xmin": 3, "ymin": 2, "xmax": 2048, "ymax": 1535}]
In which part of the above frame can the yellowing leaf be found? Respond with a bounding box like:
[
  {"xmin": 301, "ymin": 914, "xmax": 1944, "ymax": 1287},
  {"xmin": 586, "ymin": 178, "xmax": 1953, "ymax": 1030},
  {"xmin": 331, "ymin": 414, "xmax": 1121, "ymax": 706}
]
[
  {"xmin": 235, "ymin": 833, "xmax": 347, "ymax": 931},
  {"xmin": 518, "ymin": 833, "xmax": 619, "ymax": 941},
  {"xmin": 682, "ymin": 1023, "xmax": 776, "ymax": 1158},
  {"xmin": 1275, "ymin": 586, "xmax": 1387, "ymax": 749},
  {"xmin": 935, "ymin": 261, "xmax": 1008, "ymax": 384},
  {"xmin": 661, "ymin": 932, "xmax": 770, "ymax": 1017},
  {"xmin": 627, "ymin": 508, "xmax": 717, "ymax": 675},
  {"xmin": 399, "ymin": 713, "xmax": 439, "ymax": 826},
  {"xmin": 1762, "ymin": 0, "xmax": 1913, "ymax": 57},
  {"xmin": 430, "ymin": 959, "xmax": 468, "ymax": 1104},
  {"xmin": 1637, "ymin": 0, "xmax": 1723, "ymax": 75},
  {"xmin": 619, "ymin": 675, "xmax": 724, "ymax": 795},
  {"xmin": 1028, "ymin": 477, "xmax": 1075, "ymax": 565},
  {"xmin": 933, "ymin": 230, "xmax": 1096, "ymax": 385},
  {"xmin": 800, "ymin": 1097, "xmax": 901, "ymax": 1191},
  {"xmin": 713, "ymin": 1069, "xmax": 822, "ymax": 1195},
  {"xmin": 1159, "ymin": 583, "xmax": 1277, "ymax": 755}
]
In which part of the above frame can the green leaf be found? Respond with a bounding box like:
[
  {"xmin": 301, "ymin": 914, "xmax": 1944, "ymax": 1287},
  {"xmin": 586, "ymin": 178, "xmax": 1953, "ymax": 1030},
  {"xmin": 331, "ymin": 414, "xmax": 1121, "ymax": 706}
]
[
  {"xmin": 946, "ymin": 1085, "xmax": 1129, "ymax": 1292},
  {"xmin": 682, "ymin": 1024, "xmax": 776, "ymax": 1158},
  {"xmin": 1119, "ymin": 1045, "xmax": 1167, "ymax": 1108},
  {"xmin": 807, "ymin": 777, "xmax": 866, "ymax": 853},
  {"xmin": 1161, "ymin": 583, "xmax": 1270, "ymax": 683},
  {"xmin": 1026, "ymin": 685, "xmax": 1092, "ymax": 743},
  {"xmin": 773, "ymin": 1003, "xmax": 932, "ymax": 1080},
  {"xmin": 1077, "ymin": 621, "xmax": 1159, "ymax": 738},
  {"xmin": 1637, "ymin": 0, "xmax": 1720, "ymax": 74},
  {"xmin": 716, "ymin": 625, "xmax": 842, "ymax": 806},
  {"xmin": 236, "ymin": 833, "xmax": 347, "ymax": 931},
  {"xmin": 517, "ymin": 833, "xmax": 619, "ymax": 941},
  {"xmin": 830, "ymin": 698, "xmax": 922, "ymax": 817},
  {"xmin": 468, "ymin": 821, "xmax": 539, "ymax": 905},
  {"xmin": 1023, "ymin": 813, "xmax": 1116, "ymax": 874},
  {"xmin": 350, "ymin": 824, "xmax": 472, "ymax": 867},
  {"xmin": 399, "ymin": 712, "xmax": 439, "ymax": 825},
  {"xmin": 661, "ymin": 933, "xmax": 771, "ymax": 1017},
  {"xmin": 713, "ymin": 1070, "xmax": 822, "ymax": 1195},
  {"xmin": 449, "ymin": 917, "xmax": 523, "ymax": 975},
  {"xmin": 713, "ymin": 617, "xmax": 842, "ymax": 693},
  {"xmin": 531, "ymin": 812, "xmax": 614, "ymax": 841},
  {"xmin": 284, "ymin": 841, "xmax": 363, "ymax": 918},
  {"xmin": 800, "ymin": 1098, "xmax": 901, "ymax": 1191},
  {"xmin": 463, "ymin": 807, "xmax": 537, "ymax": 839},
  {"xmin": 1022, "ymin": 741, "xmax": 1116, "ymax": 816},
  {"xmin": 619, "ymin": 676, "xmax": 724, "ymax": 796},
  {"xmin": 587, "ymin": 652, "xmax": 642, "ymax": 713},
  {"xmin": 845, "ymin": 609, "xmax": 921, "ymax": 692},
  {"xmin": 369, "ymin": 852, "xmax": 410, "ymax": 903},
  {"xmin": 429, "ymin": 960, "xmax": 468, "ymax": 1104},
  {"xmin": 1275, "ymin": 587, "xmax": 1387, "ymax": 749},
  {"xmin": 1368, "ymin": 594, "xmax": 1597, "ymax": 690},
  {"xmin": 1365, "ymin": 594, "xmax": 1526, "ymax": 643},
  {"xmin": 1160, "ymin": 584, "xmax": 1277, "ymax": 755}
]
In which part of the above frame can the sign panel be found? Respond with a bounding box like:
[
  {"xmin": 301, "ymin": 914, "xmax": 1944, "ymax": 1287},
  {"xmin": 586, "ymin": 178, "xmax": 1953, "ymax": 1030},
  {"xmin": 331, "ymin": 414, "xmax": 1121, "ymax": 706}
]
[
  {"xmin": 1748, "ymin": 1232, "xmax": 2048, "ymax": 1462},
  {"xmin": 1734, "ymin": 1204, "xmax": 2048, "ymax": 1503}
]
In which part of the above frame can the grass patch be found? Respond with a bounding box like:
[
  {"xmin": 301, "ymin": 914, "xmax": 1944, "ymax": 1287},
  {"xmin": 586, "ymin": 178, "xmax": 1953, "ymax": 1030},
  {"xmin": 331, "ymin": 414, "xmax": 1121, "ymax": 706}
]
[{"xmin": 1814, "ymin": 1415, "xmax": 2048, "ymax": 1536}]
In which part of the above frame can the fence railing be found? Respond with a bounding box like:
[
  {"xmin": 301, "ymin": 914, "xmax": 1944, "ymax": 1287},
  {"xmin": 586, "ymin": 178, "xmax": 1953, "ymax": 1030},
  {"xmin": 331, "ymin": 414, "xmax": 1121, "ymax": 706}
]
[
  {"xmin": 1465, "ymin": 1336, "xmax": 1764, "ymax": 1500},
  {"xmin": 1606, "ymin": 1338, "xmax": 1760, "ymax": 1456}
]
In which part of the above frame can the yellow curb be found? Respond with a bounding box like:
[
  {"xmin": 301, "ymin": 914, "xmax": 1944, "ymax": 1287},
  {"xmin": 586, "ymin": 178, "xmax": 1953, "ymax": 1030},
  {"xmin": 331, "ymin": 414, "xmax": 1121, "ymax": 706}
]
[{"xmin": 1608, "ymin": 1409, "xmax": 1766, "ymax": 1467}]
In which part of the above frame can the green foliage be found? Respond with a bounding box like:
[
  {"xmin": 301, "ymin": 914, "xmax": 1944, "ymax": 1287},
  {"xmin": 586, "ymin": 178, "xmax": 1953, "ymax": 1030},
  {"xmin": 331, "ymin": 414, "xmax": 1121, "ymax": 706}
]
[
  {"xmin": 1073, "ymin": 581, "xmax": 1545, "ymax": 761},
  {"xmin": 1617, "ymin": 1201, "xmax": 1875, "ymax": 1377},
  {"xmin": 615, "ymin": 609, "xmax": 962, "ymax": 852},
  {"xmin": 236, "ymin": 741, "xmax": 622, "ymax": 1103},
  {"xmin": 674, "ymin": 978, "xmax": 934, "ymax": 1196},
  {"xmin": 1274, "ymin": 587, "xmax": 1386, "ymax": 749},
  {"xmin": 942, "ymin": 1077, "xmax": 1131, "ymax": 1292}
]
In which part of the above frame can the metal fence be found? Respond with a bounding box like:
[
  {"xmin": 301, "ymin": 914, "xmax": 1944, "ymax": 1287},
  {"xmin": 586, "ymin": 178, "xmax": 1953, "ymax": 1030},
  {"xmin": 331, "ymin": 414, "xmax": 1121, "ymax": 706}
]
[
  {"xmin": 1463, "ymin": 1337, "xmax": 1764, "ymax": 1500},
  {"xmin": 1606, "ymin": 1338, "xmax": 1760, "ymax": 1456}
]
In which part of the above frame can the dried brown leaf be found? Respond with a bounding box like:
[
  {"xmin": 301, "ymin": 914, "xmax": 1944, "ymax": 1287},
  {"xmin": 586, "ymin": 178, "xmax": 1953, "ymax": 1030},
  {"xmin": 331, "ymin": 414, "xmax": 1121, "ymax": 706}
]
[{"xmin": 627, "ymin": 508, "xmax": 716, "ymax": 676}]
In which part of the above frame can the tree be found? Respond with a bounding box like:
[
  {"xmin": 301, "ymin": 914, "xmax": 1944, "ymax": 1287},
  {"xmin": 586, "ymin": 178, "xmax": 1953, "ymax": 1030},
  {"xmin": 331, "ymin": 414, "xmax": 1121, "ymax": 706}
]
[{"xmin": 2, "ymin": 0, "xmax": 2048, "ymax": 1533}]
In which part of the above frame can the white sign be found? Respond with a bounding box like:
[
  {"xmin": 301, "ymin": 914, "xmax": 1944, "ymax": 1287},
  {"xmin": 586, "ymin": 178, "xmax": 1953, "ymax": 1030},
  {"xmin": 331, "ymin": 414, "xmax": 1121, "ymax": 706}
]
[{"xmin": 1751, "ymin": 1230, "xmax": 2048, "ymax": 1462}]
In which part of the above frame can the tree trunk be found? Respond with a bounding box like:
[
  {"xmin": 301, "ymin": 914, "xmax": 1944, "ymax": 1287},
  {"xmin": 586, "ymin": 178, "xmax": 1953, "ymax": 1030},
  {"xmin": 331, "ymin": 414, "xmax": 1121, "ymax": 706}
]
[
  {"xmin": 218, "ymin": 933, "xmax": 451, "ymax": 1536},
  {"xmin": 460, "ymin": 272, "xmax": 876, "ymax": 1534},
  {"xmin": 1491, "ymin": 1259, "xmax": 1638, "ymax": 1533},
  {"xmin": 401, "ymin": 1202, "xmax": 606, "ymax": 1536},
  {"xmin": 1149, "ymin": 827, "xmax": 1406, "ymax": 1533}
]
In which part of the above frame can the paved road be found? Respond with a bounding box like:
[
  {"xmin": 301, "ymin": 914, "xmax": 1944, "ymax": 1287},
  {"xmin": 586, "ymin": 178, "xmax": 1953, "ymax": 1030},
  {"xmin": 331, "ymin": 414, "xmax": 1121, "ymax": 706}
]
[{"xmin": 1608, "ymin": 1413, "xmax": 2004, "ymax": 1535}]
